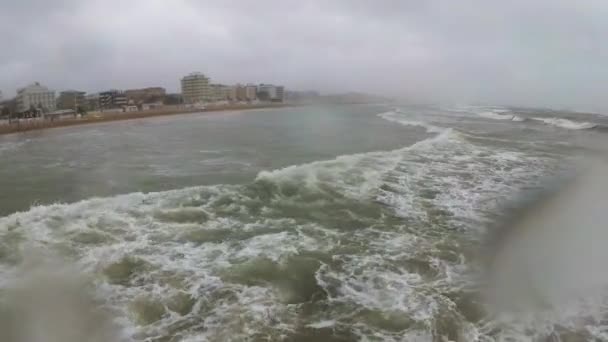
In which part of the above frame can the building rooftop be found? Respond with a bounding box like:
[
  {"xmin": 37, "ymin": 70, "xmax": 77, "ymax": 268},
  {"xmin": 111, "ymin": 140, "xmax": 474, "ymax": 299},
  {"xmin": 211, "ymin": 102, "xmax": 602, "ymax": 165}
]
[{"xmin": 18, "ymin": 82, "xmax": 52, "ymax": 93}]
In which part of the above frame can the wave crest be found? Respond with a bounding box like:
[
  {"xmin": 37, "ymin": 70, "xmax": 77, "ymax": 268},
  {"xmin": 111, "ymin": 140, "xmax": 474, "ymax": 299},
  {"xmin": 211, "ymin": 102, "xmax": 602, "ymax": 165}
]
[
  {"xmin": 476, "ymin": 111, "xmax": 525, "ymax": 122},
  {"xmin": 532, "ymin": 117, "xmax": 597, "ymax": 130},
  {"xmin": 377, "ymin": 111, "xmax": 446, "ymax": 133}
]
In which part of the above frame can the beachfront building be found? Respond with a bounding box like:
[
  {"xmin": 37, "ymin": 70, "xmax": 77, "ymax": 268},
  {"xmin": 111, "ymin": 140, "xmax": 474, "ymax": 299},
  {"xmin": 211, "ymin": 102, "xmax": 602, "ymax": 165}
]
[
  {"xmin": 257, "ymin": 84, "xmax": 277, "ymax": 102},
  {"xmin": 86, "ymin": 93, "xmax": 100, "ymax": 111},
  {"xmin": 227, "ymin": 86, "xmax": 238, "ymax": 101},
  {"xmin": 56, "ymin": 90, "xmax": 86, "ymax": 110},
  {"xmin": 181, "ymin": 72, "xmax": 212, "ymax": 104},
  {"xmin": 258, "ymin": 84, "xmax": 285, "ymax": 102},
  {"xmin": 235, "ymin": 84, "xmax": 247, "ymax": 101},
  {"xmin": 16, "ymin": 82, "xmax": 56, "ymax": 113},
  {"xmin": 125, "ymin": 87, "xmax": 166, "ymax": 104},
  {"xmin": 276, "ymin": 86, "xmax": 285, "ymax": 102},
  {"xmin": 245, "ymin": 84, "xmax": 258, "ymax": 101},
  {"xmin": 99, "ymin": 90, "xmax": 128, "ymax": 110},
  {"xmin": 210, "ymin": 84, "xmax": 230, "ymax": 101},
  {"xmin": 221, "ymin": 86, "xmax": 232, "ymax": 101}
]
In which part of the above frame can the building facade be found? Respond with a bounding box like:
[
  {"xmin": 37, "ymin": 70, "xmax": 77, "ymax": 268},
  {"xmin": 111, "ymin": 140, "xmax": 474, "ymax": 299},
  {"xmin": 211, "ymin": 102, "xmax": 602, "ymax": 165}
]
[
  {"xmin": 227, "ymin": 86, "xmax": 238, "ymax": 101},
  {"xmin": 275, "ymin": 86, "xmax": 285, "ymax": 102},
  {"xmin": 56, "ymin": 90, "xmax": 86, "ymax": 110},
  {"xmin": 125, "ymin": 87, "xmax": 166, "ymax": 104},
  {"xmin": 181, "ymin": 73, "xmax": 211, "ymax": 104},
  {"xmin": 86, "ymin": 93, "xmax": 100, "ymax": 111},
  {"xmin": 16, "ymin": 82, "xmax": 56, "ymax": 113},
  {"xmin": 99, "ymin": 90, "xmax": 128, "ymax": 109},
  {"xmin": 235, "ymin": 84, "xmax": 247, "ymax": 101},
  {"xmin": 258, "ymin": 84, "xmax": 285, "ymax": 102},
  {"xmin": 209, "ymin": 84, "xmax": 229, "ymax": 101},
  {"xmin": 245, "ymin": 84, "xmax": 258, "ymax": 101},
  {"xmin": 221, "ymin": 86, "xmax": 232, "ymax": 101},
  {"xmin": 257, "ymin": 84, "xmax": 277, "ymax": 101}
]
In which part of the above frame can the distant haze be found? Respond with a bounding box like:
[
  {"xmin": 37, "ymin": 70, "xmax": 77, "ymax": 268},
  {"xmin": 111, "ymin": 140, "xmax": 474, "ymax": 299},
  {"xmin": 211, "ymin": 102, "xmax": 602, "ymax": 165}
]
[{"xmin": 1, "ymin": 0, "xmax": 607, "ymax": 112}]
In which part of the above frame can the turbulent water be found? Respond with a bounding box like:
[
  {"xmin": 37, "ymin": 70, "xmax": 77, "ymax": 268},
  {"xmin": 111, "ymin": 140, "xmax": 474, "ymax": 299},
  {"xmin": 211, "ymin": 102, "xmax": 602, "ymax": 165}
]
[{"xmin": 1, "ymin": 105, "xmax": 608, "ymax": 341}]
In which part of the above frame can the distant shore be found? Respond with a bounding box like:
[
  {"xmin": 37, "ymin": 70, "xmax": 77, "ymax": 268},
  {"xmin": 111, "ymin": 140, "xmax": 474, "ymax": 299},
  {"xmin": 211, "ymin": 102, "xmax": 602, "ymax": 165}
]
[{"xmin": 0, "ymin": 103, "xmax": 295, "ymax": 136}]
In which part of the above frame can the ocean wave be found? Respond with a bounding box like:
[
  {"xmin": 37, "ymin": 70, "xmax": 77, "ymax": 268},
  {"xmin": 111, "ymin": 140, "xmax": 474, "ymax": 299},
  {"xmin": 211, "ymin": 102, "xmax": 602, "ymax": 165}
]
[
  {"xmin": 476, "ymin": 111, "xmax": 525, "ymax": 122},
  {"xmin": 0, "ymin": 130, "xmax": 569, "ymax": 340},
  {"xmin": 532, "ymin": 117, "xmax": 597, "ymax": 130},
  {"xmin": 377, "ymin": 111, "xmax": 446, "ymax": 133}
]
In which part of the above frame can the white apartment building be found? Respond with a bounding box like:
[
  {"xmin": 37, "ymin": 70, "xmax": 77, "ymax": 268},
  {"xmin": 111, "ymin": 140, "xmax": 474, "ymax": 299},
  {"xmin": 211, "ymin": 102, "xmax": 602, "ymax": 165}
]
[
  {"xmin": 16, "ymin": 82, "xmax": 56, "ymax": 113},
  {"xmin": 181, "ymin": 72, "xmax": 212, "ymax": 104}
]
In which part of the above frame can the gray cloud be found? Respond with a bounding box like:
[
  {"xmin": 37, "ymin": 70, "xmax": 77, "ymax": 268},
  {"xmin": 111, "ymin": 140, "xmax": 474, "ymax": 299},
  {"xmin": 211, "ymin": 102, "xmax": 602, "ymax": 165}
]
[{"xmin": 1, "ymin": 0, "xmax": 607, "ymax": 111}]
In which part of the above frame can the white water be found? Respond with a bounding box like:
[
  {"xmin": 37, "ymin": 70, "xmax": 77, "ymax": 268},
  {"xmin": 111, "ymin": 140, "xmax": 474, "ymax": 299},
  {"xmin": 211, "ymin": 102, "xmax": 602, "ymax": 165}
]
[
  {"xmin": 0, "ymin": 110, "xmax": 585, "ymax": 341},
  {"xmin": 377, "ymin": 111, "xmax": 446, "ymax": 133},
  {"xmin": 532, "ymin": 117, "xmax": 597, "ymax": 130},
  {"xmin": 476, "ymin": 111, "xmax": 525, "ymax": 122}
]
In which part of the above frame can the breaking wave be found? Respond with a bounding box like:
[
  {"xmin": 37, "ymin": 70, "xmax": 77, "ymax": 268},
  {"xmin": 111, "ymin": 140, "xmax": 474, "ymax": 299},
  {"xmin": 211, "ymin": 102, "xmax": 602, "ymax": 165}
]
[
  {"xmin": 377, "ymin": 111, "xmax": 446, "ymax": 133},
  {"xmin": 532, "ymin": 117, "xmax": 597, "ymax": 130},
  {"xmin": 476, "ymin": 111, "xmax": 525, "ymax": 122},
  {"xmin": 0, "ymin": 122, "xmax": 585, "ymax": 341}
]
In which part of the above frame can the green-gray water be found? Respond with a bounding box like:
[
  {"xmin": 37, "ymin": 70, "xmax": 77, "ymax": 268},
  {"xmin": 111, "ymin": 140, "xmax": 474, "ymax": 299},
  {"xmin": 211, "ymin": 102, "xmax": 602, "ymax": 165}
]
[{"xmin": 1, "ymin": 105, "xmax": 608, "ymax": 341}]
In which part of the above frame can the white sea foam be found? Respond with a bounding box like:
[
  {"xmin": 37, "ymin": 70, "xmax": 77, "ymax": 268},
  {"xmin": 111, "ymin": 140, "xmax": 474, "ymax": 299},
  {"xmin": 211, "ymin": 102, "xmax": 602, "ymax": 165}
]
[
  {"xmin": 532, "ymin": 117, "xmax": 597, "ymax": 130},
  {"xmin": 377, "ymin": 110, "xmax": 446, "ymax": 133},
  {"xmin": 0, "ymin": 186, "xmax": 331, "ymax": 340},
  {"xmin": 306, "ymin": 320, "xmax": 336, "ymax": 328},
  {"xmin": 0, "ymin": 124, "xmax": 572, "ymax": 340},
  {"xmin": 476, "ymin": 111, "xmax": 525, "ymax": 122}
]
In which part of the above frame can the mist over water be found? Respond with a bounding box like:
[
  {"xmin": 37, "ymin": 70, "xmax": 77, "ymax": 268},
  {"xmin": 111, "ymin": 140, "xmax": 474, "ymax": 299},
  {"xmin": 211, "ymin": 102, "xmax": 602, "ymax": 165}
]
[{"xmin": 1, "ymin": 105, "xmax": 608, "ymax": 341}]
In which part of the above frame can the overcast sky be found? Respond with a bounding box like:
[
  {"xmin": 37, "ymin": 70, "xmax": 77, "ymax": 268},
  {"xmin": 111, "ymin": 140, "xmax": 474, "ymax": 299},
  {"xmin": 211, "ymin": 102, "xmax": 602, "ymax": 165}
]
[{"xmin": 1, "ymin": 0, "xmax": 607, "ymax": 111}]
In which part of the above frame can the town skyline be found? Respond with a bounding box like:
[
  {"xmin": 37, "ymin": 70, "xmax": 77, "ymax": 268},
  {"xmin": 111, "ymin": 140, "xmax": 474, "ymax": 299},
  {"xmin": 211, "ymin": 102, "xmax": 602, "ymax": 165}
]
[
  {"xmin": 0, "ymin": 71, "xmax": 295, "ymax": 116},
  {"xmin": 0, "ymin": 75, "xmax": 293, "ymax": 99}
]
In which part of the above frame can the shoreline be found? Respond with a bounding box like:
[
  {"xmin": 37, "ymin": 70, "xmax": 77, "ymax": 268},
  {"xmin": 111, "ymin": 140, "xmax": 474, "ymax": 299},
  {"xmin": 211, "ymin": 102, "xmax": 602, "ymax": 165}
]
[{"xmin": 0, "ymin": 103, "xmax": 296, "ymax": 136}]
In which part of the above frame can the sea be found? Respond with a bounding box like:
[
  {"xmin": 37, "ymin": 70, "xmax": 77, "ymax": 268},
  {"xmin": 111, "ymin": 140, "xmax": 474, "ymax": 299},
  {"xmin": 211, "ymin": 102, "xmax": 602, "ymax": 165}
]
[{"xmin": 1, "ymin": 104, "xmax": 608, "ymax": 341}]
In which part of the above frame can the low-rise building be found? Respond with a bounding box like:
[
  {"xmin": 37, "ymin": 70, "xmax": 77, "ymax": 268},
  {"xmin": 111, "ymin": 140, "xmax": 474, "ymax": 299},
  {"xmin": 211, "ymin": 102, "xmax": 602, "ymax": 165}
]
[
  {"xmin": 56, "ymin": 90, "xmax": 86, "ymax": 110},
  {"xmin": 99, "ymin": 90, "xmax": 127, "ymax": 109},
  {"xmin": 163, "ymin": 93, "xmax": 183, "ymax": 105},
  {"xmin": 210, "ymin": 84, "xmax": 229, "ymax": 101},
  {"xmin": 86, "ymin": 93, "xmax": 100, "ymax": 111},
  {"xmin": 125, "ymin": 87, "xmax": 166, "ymax": 104},
  {"xmin": 16, "ymin": 82, "xmax": 56, "ymax": 113}
]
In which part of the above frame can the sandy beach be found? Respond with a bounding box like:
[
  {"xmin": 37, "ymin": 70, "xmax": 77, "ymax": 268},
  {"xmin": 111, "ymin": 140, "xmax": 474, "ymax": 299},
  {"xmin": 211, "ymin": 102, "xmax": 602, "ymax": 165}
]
[{"xmin": 0, "ymin": 103, "xmax": 294, "ymax": 135}]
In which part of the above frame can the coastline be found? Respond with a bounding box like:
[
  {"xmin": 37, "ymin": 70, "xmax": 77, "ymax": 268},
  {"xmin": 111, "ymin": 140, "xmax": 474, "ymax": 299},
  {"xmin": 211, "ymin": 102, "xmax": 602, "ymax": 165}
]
[{"xmin": 0, "ymin": 103, "xmax": 296, "ymax": 136}]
